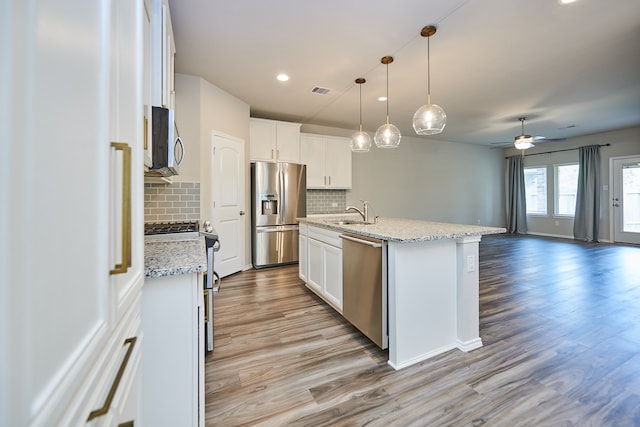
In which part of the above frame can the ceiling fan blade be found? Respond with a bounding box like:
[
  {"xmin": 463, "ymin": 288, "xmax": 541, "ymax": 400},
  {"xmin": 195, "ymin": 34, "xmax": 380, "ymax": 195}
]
[{"xmin": 532, "ymin": 136, "xmax": 566, "ymax": 142}]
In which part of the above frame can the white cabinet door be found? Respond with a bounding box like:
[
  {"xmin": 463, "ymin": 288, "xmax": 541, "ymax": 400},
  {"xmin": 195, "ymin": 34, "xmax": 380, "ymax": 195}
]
[
  {"xmin": 275, "ymin": 122, "xmax": 301, "ymax": 163},
  {"xmin": 323, "ymin": 243, "xmax": 343, "ymax": 310},
  {"xmin": 250, "ymin": 118, "xmax": 277, "ymax": 162},
  {"xmin": 301, "ymin": 134, "xmax": 327, "ymax": 188},
  {"xmin": 325, "ymin": 136, "xmax": 352, "ymax": 189},
  {"xmin": 300, "ymin": 133, "xmax": 352, "ymax": 189},
  {"xmin": 307, "ymin": 238, "xmax": 324, "ymax": 294}
]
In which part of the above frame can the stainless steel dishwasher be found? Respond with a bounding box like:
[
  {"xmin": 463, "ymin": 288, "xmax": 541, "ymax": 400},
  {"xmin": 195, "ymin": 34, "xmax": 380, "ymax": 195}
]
[{"xmin": 340, "ymin": 233, "xmax": 388, "ymax": 349}]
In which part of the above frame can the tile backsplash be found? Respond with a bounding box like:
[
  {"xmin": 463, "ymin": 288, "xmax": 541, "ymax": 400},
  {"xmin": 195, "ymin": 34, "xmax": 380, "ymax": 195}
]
[
  {"xmin": 307, "ymin": 189, "xmax": 346, "ymax": 214},
  {"xmin": 144, "ymin": 181, "xmax": 200, "ymax": 223},
  {"xmin": 144, "ymin": 183, "xmax": 344, "ymax": 221}
]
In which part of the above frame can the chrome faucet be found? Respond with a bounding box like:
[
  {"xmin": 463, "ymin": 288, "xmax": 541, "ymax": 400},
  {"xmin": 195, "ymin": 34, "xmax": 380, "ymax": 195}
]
[{"xmin": 346, "ymin": 200, "xmax": 369, "ymax": 223}]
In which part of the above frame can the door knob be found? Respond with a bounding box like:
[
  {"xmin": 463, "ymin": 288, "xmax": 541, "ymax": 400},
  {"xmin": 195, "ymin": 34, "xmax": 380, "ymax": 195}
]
[
  {"xmin": 239, "ymin": 210, "xmax": 245, "ymax": 215},
  {"xmin": 613, "ymin": 203, "xmax": 620, "ymax": 207}
]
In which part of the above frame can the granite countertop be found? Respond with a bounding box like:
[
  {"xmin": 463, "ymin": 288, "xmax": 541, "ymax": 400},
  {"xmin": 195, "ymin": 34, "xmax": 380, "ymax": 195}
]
[
  {"xmin": 298, "ymin": 216, "xmax": 506, "ymax": 243},
  {"xmin": 144, "ymin": 236, "xmax": 207, "ymax": 278}
]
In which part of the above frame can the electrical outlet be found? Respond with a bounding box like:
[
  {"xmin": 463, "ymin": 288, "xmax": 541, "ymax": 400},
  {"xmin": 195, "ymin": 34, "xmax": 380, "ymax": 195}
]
[
  {"xmin": 466, "ymin": 255, "xmax": 476, "ymax": 272},
  {"xmin": 555, "ymin": 220, "xmax": 560, "ymax": 226},
  {"xmin": 332, "ymin": 202, "xmax": 338, "ymax": 207}
]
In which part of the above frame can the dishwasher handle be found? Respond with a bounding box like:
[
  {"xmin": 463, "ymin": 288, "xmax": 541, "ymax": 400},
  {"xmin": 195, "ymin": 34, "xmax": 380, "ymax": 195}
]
[{"xmin": 339, "ymin": 234, "xmax": 382, "ymax": 248}]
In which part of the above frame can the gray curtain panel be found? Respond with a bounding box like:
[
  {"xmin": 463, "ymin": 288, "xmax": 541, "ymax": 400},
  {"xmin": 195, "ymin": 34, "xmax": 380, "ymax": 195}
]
[
  {"xmin": 506, "ymin": 155, "xmax": 527, "ymax": 234},
  {"xmin": 573, "ymin": 145, "xmax": 601, "ymax": 242}
]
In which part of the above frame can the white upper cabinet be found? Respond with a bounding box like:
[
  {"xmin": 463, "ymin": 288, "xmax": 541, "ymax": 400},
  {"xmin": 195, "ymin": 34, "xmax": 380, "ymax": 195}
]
[
  {"xmin": 300, "ymin": 133, "xmax": 352, "ymax": 189},
  {"xmin": 250, "ymin": 118, "xmax": 301, "ymax": 163},
  {"xmin": 151, "ymin": 0, "xmax": 175, "ymax": 109}
]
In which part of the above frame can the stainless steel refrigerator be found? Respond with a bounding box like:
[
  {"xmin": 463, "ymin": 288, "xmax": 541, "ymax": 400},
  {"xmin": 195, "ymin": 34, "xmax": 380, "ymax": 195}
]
[{"xmin": 251, "ymin": 162, "xmax": 306, "ymax": 268}]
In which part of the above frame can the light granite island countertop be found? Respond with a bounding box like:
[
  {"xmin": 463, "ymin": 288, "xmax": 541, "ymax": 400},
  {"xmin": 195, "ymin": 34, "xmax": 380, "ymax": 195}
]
[
  {"xmin": 298, "ymin": 216, "xmax": 505, "ymax": 243},
  {"xmin": 298, "ymin": 215, "xmax": 506, "ymax": 370}
]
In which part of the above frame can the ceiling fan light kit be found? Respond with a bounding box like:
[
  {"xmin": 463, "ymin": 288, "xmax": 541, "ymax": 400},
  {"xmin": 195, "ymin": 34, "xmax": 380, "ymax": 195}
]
[
  {"xmin": 374, "ymin": 56, "xmax": 402, "ymax": 148},
  {"xmin": 350, "ymin": 77, "xmax": 373, "ymax": 152},
  {"xmin": 413, "ymin": 25, "xmax": 447, "ymax": 135},
  {"xmin": 514, "ymin": 116, "xmax": 535, "ymax": 150}
]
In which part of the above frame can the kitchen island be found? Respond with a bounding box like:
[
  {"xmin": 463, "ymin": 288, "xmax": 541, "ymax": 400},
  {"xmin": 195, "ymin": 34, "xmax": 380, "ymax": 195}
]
[{"xmin": 297, "ymin": 216, "xmax": 505, "ymax": 370}]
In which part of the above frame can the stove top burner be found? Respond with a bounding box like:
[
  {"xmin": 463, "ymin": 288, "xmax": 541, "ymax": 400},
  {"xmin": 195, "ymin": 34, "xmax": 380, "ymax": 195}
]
[{"xmin": 144, "ymin": 221, "xmax": 200, "ymax": 235}]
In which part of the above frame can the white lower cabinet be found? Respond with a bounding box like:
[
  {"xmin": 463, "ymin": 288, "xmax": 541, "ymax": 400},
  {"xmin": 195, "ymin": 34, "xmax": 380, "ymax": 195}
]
[
  {"xmin": 142, "ymin": 272, "xmax": 204, "ymax": 427},
  {"xmin": 305, "ymin": 225, "xmax": 343, "ymax": 312},
  {"xmin": 298, "ymin": 223, "xmax": 308, "ymax": 282}
]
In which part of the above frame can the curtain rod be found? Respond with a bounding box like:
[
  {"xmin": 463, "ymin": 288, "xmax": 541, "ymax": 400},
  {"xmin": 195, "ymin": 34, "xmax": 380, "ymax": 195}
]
[{"xmin": 505, "ymin": 143, "xmax": 610, "ymax": 159}]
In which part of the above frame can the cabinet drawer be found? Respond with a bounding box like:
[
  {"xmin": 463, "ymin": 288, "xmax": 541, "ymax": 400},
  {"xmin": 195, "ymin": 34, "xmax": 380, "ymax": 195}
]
[{"xmin": 308, "ymin": 225, "xmax": 342, "ymax": 248}]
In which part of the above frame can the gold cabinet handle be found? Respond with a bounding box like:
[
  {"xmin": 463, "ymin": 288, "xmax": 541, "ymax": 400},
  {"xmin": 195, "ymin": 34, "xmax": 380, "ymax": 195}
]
[
  {"xmin": 143, "ymin": 116, "xmax": 148, "ymax": 150},
  {"xmin": 87, "ymin": 337, "xmax": 137, "ymax": 421},
  {"xmin": 110, "ymin": 142, "xmax": 132, "ymax": 275},
  {"xmin": 203, "ymin": 289, "xmax": 209, "ymax": 323}
]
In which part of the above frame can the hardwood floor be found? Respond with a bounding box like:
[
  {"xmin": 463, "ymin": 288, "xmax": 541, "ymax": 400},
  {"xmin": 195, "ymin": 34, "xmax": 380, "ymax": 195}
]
[{"xmin": 205, "ymin": 234, "xmax": 640, "ymax": 426}]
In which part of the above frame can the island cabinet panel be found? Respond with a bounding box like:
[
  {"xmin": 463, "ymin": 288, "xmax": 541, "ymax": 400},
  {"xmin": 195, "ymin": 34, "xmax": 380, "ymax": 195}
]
[
  {"xmin": 300, "ymin": 133, "xmax": 352, "ymax": 189},
  {"xmin": 304, "ymin": 225, "xmax": 343, "ymax": 312},
  {"xmin": 2, "ymin": 0, "xmax": 146, "ymax": 425},
  {"xmin": 387, "ymin": 240, "xmax": 458, "ymax": 369},
  {"xmin": 250, "ymin": 118, "xmax": 301, "ymax": 163}
]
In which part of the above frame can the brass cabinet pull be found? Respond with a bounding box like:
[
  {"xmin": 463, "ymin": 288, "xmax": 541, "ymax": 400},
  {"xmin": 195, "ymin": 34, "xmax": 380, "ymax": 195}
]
[
  {"xmin": 203, "ymin": 289, "xmax": 209, "ymax": 322},
  {"xmin": 143, "ymin": 116, "xmax": 148, "ymax": 150},
  {"xmin": 87, "ymin": 337, "xmax": 137, "ymax": 421},
  {"xmin": 110, "ymin": 142, "xmax": 132, "ymax": 275}
]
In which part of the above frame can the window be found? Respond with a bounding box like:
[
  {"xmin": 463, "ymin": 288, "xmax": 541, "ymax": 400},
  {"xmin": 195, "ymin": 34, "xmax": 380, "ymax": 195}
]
[
  {"xmin": 524, "ymin": 167, "xmax": 547, "ymax": 215},
  {"xmin": 555, "ymin": 164, "xmax": 579, "ymax": 216}
]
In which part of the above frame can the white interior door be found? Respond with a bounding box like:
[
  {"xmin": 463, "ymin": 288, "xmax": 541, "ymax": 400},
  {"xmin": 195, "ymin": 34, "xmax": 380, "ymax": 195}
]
[
  {"xmin": 612, "ymin": 156, "xmax": 640, "ymax": 245},
  {"xmin": 212, "ymin": 132, "xmax": 245, "ymax": 277}
]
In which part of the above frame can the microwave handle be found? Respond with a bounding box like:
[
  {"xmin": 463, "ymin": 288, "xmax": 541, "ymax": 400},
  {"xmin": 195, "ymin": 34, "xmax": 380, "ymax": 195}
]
[{"xmin": 174, "ymin": 136, "xmax": 185, "ymax": 166}]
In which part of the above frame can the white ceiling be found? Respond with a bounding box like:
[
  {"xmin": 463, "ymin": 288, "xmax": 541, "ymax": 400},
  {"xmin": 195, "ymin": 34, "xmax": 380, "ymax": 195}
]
[{"xmin": 167, "ymin": 0, "xmax": 640, "ymax": 147}]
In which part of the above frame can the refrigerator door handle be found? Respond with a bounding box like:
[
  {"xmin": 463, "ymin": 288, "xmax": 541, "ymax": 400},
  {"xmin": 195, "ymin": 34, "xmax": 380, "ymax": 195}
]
[{"xmin": 257, "ymin": 225, "xmax": 299, "ymax": 233}]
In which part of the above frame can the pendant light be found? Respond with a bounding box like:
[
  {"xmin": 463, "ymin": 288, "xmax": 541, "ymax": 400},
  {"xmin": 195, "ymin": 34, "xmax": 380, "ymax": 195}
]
[
  {"xmin": 350, "ymin": 78, "xmax": 373, "ymax": 152},
  {"xmin": 412, "ymin": 25, "xmax": 446, "ymax": 135},
  {"xmin": 374, "ymin": 56, "xmax": 401, "ymax": 148}
]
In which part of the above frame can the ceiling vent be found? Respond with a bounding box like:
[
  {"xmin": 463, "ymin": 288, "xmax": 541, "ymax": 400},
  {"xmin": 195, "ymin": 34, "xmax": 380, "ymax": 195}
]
[{"xmin": 311, "ymin": 86, "xmax": 332, "ymax": 95}]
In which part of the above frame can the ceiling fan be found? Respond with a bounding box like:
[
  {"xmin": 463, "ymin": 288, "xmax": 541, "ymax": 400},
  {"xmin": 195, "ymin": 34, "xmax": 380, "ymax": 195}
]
[{"xmin": 513, "ymin": 116, "xmax": 565, "ymax": 149}]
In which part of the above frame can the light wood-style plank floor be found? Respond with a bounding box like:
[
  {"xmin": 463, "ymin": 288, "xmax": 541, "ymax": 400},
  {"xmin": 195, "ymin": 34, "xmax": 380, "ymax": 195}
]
[{"xmin": 205, "ymin": 234, "xmax": 640, "ymax": 426}]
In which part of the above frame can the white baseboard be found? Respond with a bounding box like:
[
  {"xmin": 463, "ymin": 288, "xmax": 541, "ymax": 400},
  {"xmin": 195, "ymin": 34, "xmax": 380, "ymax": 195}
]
[{"xmin": 526, "ymin": 232, "xmax": 611, "ymax": 243}]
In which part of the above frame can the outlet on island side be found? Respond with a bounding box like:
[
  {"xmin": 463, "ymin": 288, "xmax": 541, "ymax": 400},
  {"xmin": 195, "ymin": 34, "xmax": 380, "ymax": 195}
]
[{"xmin": 466, "ymin": 255, "xmax": 476, "ymax": 273}]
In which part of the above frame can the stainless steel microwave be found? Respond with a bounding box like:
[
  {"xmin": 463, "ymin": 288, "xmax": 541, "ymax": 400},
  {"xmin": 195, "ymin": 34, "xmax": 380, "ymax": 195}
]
[{"xmin": 147, "ymin": 106, "xmax": 184, "ymax": 177}]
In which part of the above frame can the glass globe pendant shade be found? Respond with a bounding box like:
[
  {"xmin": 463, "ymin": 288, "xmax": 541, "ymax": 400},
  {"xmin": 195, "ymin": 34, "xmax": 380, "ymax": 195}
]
[
  {"xmin": 351, "ymin": 129, "xmax": 373, "ymax": 152},
  {"xmin": 374, "ymin": 122, "xmax": 401, "ymax": 148},
  {"xmin": 412, "ymin": 103, "xmax": 446, "ymax": 135}
]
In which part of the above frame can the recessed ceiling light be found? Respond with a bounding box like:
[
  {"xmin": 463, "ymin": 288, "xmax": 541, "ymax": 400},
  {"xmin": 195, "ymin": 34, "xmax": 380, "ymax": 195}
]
[
  {"xmin": 559, "ymin": 0, "xmax": 577, "ymax": 4},
  {"xmin": 276, "ymin": 73, "xmax": 289, "ymax": 82},
  {"xmin": 378, "ymin": 96, "xmax": 387, "ymax": 102}
]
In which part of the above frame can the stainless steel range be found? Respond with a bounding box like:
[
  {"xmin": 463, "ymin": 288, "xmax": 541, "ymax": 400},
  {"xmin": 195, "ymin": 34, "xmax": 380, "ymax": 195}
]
[{"xmin": 144, "ymin": 220, "xmax": 219, "ymax": 352}]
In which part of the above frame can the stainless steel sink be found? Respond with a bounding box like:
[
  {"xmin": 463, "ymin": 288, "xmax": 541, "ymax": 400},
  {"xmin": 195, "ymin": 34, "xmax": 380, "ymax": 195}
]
[{"xmin": 325, "ymin": 219, "xmax": 374, "ymax": 226}]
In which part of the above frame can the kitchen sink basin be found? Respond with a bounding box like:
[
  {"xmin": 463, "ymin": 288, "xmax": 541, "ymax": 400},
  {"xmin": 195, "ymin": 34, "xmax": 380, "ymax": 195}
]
[{"xmin": 325, "ymin": 219, "xmax": 374, "ymax": 226}]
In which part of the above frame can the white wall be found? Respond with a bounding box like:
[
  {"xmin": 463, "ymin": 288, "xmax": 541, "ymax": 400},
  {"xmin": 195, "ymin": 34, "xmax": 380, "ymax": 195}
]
[
  {"xmin": 503, "ymin": 125, "xmax": 640, "ymax": 241},
  {"xmin": 175, "ymin": 73, "xmax": 251, "ymax": 267},
  {"xmin": 301, "ymin": 124, "xmax": 506, "ymax": 227}
]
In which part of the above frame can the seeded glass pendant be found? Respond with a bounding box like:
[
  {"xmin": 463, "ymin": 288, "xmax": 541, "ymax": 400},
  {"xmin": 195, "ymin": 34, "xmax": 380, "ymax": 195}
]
[
  {"xmin": 413, "ymin": 25, "xmax": 446, "ymax": 135},
  {"xmin": 350, "ymin": 78, "xmax": 373, "ymax": 152},
  {"xmin": 374, "ymin": 56, "xmax": 401, "ymax": 148}
]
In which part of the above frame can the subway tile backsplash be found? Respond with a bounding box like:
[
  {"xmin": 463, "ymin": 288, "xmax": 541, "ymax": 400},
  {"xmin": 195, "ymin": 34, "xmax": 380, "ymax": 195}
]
[
  {"xmin": 144, "ymin": 181, "xmax": 200, "ymax": 223},
  {"xmin": 307, "ymin": 189, "xmax": 346, "ymax": 214},
  {"xmin": 144, "ymin": 183, "xmax": 343, "ymax": 221}
]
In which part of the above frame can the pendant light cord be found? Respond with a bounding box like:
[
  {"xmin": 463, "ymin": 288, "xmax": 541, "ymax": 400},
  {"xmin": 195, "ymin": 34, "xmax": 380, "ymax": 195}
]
[
  {"xmin": 385, "ymin": 62, "xmax": 390, "ymax": 124},
  {"xmin": 427, "ymin": 35, "xmax": 431, "ymax": 105},
  {"xmin": 359, "ymin": 83, "xmax": 363, "ymax": 132}
]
